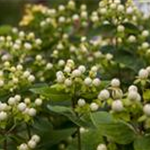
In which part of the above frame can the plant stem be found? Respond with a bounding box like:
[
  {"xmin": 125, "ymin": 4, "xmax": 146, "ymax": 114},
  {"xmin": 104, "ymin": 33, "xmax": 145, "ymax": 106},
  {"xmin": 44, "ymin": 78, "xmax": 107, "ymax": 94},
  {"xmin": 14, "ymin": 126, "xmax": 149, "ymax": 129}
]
[
  {"xmin": 3, "ymin": 138, "xmax": 7, "ymax": 150},
  {"xmin": 71, "ymin": 95, "xmax": 82, "ymax": 150},
  {"xmin": 77, "ymin": 126, "xmax": 81, "ymax": 150},
  {"xmin": 26, "ymin": 123, "xmax": 31, "ymax": 139}
]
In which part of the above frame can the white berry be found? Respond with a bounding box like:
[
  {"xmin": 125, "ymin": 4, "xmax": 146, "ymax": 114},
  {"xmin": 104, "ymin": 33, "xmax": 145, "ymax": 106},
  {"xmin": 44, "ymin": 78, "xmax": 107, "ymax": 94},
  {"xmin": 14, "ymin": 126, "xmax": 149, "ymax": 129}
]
[
  {"xmin": 112, "ymin": 100, "xmax": 123, "ymax": 112},
  {"xmin": 143, "ymin": 104, "xmax": 150, "ymax": 116},
  {"xmin": 90, "ymin": 103, "xmax": 99, "ymax": 111},
  {"xmin": 98, "ymin": 89, "xmax": 110, "ymax": 100},
  {"xmin": 78, "ymin": 99, "xmax": 86, "ymax": 107}
]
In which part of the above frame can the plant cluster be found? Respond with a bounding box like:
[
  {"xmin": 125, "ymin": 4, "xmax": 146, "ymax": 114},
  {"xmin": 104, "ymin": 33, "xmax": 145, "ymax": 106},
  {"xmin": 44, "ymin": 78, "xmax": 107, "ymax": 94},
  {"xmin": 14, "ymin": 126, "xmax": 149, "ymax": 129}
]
[{"xmin": 0, "ymin": 0, "xmax": 150, "ymax": 150}]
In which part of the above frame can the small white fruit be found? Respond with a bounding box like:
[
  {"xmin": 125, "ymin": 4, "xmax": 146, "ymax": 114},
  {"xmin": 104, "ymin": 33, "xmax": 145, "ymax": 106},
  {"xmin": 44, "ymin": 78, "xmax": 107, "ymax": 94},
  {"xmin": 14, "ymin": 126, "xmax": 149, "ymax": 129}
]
[
  {"xmin": 64, "ymin": 79, "xmax": 72, "ymax": 86},
  {"xmin": 128, "ymin": 85, "xmax": 138, "ymax": 92},
  {"xmin": 138, "ymin": 69, "xmax": 149, "ymax": 79},
  {"xmin": 28, "ymin": 140, "xmax": 37, "ymax": 149},
  {"xmin": 92, "ymin": 78, "xmax": 101, "ymax": 86},
  {"xmin": 90, "ymin": 102, "xmax": 99, "ymax": 111},
  {"xmin": 142, "ymin": 30, "xmax": 149, "ymax": 37},
  {"xmin": 18, "ymin": 102, "xmax": 27, "ymax": 112},
  {"xmin": 128, "ymin": 91, "xmax": 138, "ymax": 101},
  {"xmin": 28, "ymin": 108, "xmax": 37, "ymax": 117},
  {"xmin": 84, "ymin": 77, "xmax": 92, "ymax": 86},
  {"xmin": 78, "ymin": 99, "xmax": 86, "ymax": 107},
  {"xmin": 98, "ymin": 90, "xmax": 110, "ymax": 100},
  {"xmin": 143, "ymin": 104, "xmax": 150, "ymax": 116},
  {"xmin": 19, "ymin": 143, "xmax": 29, "ymax": 150},
  {"xmin": 0, "ymin": 111, "xmax": 7, "ymax": 121},
  {"xmin": 31, "ymin": 134, "xmax": 40, "ymax": 143},
  {"xmin": 97, "ymin": 143, "xmax": 107, "ymax": 150},
  {"xmin": 112, "ymin": 100, "xmax": 123, "ymax": 112},
  {"xmin": 111, "ymin": 78, "xmax": 120, "ymax": 87},
  {"xmin": 72, "ymin": 69, "xmax": 82, "ymax": 77},
  {"xmin": 35, "ymin": 98, "xmax": 43, "ymax": 106},
  {"xmin": 117, "ymin": 25, "xmax": 125, "ymax": 32}
]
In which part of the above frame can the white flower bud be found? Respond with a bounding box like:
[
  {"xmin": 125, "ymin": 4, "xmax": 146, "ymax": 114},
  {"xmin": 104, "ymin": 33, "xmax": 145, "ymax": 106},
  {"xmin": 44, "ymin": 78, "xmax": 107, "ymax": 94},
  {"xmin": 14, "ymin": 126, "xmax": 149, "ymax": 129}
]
[
  {"xmin": 0, "ymin": 111, "xmax": 7, "ymax": 121},
  {"xmin": 78, "ymin": 65, "xmax": 86, "ymax": 73},
  {"xmin": 142, "ymin": 30, "xmax": 149, "ymax": 37},
  {"xmin": 57, "ymin": 75, "xmax": 65, "ymax": 83},
  {"xmin": 142, "ymin": 42, "xmax": 149, "ymax": 49},
  {"xmin": 84, "ymin": 77, "xmax": 92, "ymax": 86},
  {"xmin": 36, "ymin": 55, "xmax": 42, "ymax": 61},
  {"xmin": 35, "ymin": 38, "xmax": 42, "ymax": 45},
  {"xmin": 18, "ymin": 143, "xmax": 29, "ymax": 150},
  {"xmin": 58, "ymin": 60, "xmax": 65, "ymax": 66},
  {"xmin": 28, "ymin": 140, "xmax": 37, "ymax": 149},
  {"xmin": 77, "ymin": 99, "xmax": 86, "ymax": 107},
  {"xmin": 112, "ymin": 100, "xmax": 123, "ymax": 112},
  {"xmin": 46, "ymin": 63, "xmax": 53, "ymax": 70},
  {"xmin": 128, "ymin": 91, "xmax": 138, "ymax": 101},
  {"xmin": 24, "ymin": 42, "xmax": 32, "ymax": 50},
  {"xmin": 138, "ymin": 69, "xmax": 149, "ymax": 79},
  {"xmin": 143, "ymin": 104, "xmax": 150, "ymax": 116},
  {"xmin": 68, "ymin": 0, "xmax": 75, "ymax": 9},
  {"xmin": 18, "ymin": 102, "xmax": 27, "ymax": 112},
  {"xmin": 17, "ymin": 64, "xmax": 23, "ymax": 71},
  {"xmin": 97, "ymin": 144, "xmax": 107, "ymax": 150},
  {"xmin": 128, "ymin": 35, "xmax": 136, "ymax": 43},
  {"xmin": 0, "ymin": 103, "xmax": 8, "ymax": 111},
  {"xmin": 28, "ymin": 75, "xmax": 35, "ymax": 82},
  {"xmin": 23, "ymin": 71, "xmax": 30, "ymax": 78},
  {"xmin": 58, "ymin": 16, "xmax": 66, "ymax": 23},
  {"xmin": 15, "ymin": 95, "xmax": 21, "ymax": 102},
  {"xmin": 31, "ymin": 135, "xmax": 40, "ymax": 143},
  {"xmin": 90, "ymin": 102, "xmax": 99, "ymax": 111},
  {"xmin": 106, "ymin": 53, "xmax": 113, "ymax": 60},
  {"xmin": 64, "ymin": 67, "xmax": 71, "ymax": 73},
  {"xmin": 117, "ymin": 25, "xmax": 125, "ymax": 32},
  {"xmin": 58, "ymin": 5, "xmax": 65, "ymax": 11},
  {"xmin": 117, "ymin": 5, "xmax": 124, "ymax": 12},
  {"xmin": 8, "ymin": 97, "xmax": 16, "ymax": 105},
  {"xmin": 72, "ymin": 69, "xmax": 82, "ymax": 77},
  {"xmin": 28, "ymin": 108, "xmax": 37, "ymax": 117},
  {"xmin": 110, "ymin": 3, "xmax": 117, "ymax": 9},
  {"xmin": 92, "ymin": 78, "xmax": 101, "ymax": 86},
  {"xmin": 19, "ymin": 31, "xmax": 25, "ymax": 38},
  {"xmin": 64, "ymin": 79, "xmax": 72, "ymax": 87},
  {"xmin": 111, "ymin": 78, "xmax": 120, "ymax": 87},
  {"xmin": 100, "ymin": 8, "xmax": 107, "ymax": 14},
  {"xmin": 128, "ymin": 85, "xmax": 138, "ymax": 92},
  {"xmin": 72, "ymin": 14, "xmax": 79, "ymax": 21},
  {"xmin": 98, "ymin": 90, "xmax": 110, "ymax": 100},
  {"xmin": 126, "ymin": 7, "xmax": 133, "ymax": 14},
  {"xmin": 35, "ymin": 98, "xmax": 42, "ymax": 106}
]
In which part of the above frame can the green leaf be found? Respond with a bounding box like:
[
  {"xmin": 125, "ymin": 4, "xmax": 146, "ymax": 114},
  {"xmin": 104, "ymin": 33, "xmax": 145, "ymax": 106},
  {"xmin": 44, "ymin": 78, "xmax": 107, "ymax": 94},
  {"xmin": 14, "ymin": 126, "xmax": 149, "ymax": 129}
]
[
  {"xmin": 40, "ymin": 128, "xmax": 76, "ymax": 147},
  {"xmin": 123, "ymin": 22, "xmax": 139, "ymax": 35},
  {"xmin": 91, "ymin": 111, "xmax": 113, "ymax": 126},
  {"xmin": 91, "ymin": 111, "xmax": 136, "ymax": 144},
  {"xmin": 30, "ymin": 86, "xmax": 71, "ymax": 102},
  {"xmin": 134, "ymin": 135, "xmax": 150, "ymax": 150},
  {"xmin": 99, "ymin": 122, "xmax": 136, "ymax": 144},
  {"xmin": 67, "ymin": 129, "xmax": 104, "ymax": 150},
  {"xmin": 47, "ymin": 105, "xmax": 93, "ymax": 127}
]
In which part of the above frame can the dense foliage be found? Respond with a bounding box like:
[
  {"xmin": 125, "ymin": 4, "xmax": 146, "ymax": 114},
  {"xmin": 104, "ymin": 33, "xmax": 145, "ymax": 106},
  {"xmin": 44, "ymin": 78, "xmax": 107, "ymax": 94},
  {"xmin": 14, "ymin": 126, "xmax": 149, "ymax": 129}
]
[{"xmin": 0, "ymin": 0, "xmax": 150, "ymax": 150}]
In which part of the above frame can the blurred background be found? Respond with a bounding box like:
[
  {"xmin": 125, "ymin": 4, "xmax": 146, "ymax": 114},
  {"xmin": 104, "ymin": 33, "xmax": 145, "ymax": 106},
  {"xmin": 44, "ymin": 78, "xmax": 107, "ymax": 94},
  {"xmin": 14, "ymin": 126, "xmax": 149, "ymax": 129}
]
[
  {"xmin": 0, "ymin": 0, "xmax": 99, "ymax": 26},
  {"xmin": 0, "ymin": 0, "xmax": 149, "ymax": 26}
]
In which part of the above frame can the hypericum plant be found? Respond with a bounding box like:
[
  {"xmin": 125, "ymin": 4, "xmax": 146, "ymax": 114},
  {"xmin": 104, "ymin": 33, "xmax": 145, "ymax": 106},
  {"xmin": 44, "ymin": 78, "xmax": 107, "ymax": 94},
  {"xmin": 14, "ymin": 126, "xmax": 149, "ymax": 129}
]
[{"xmin": 0, "ymin": 0, "xmax": 150, "ymax": 150}]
